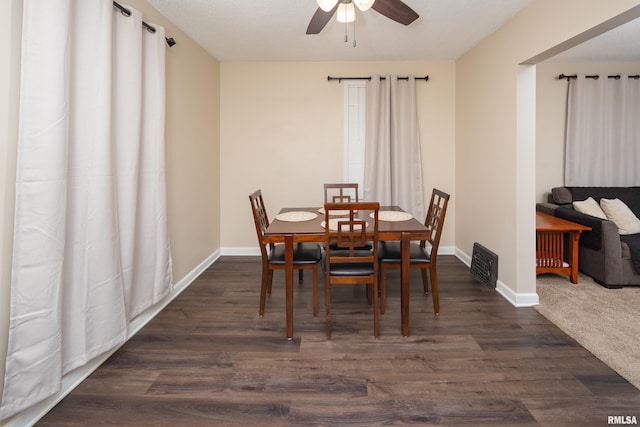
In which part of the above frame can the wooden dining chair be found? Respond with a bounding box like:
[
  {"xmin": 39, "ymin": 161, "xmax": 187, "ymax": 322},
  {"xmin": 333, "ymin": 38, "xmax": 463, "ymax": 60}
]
[
  {"xmin": 378, "ymin": 188, "xmax": 450, "ymax": 315},
  {"xmin": 249, "ymin": 190, "xmax": 322, "ymax": 317},
  {"xmin": 324, "ymin": 183, "xmax": 372, "ymax": 252},
  {"xmin": 323, "ymin": 202, "xmax": 380, "ymax": 339},
  {"xmin": 324, "ymin": 183, "xmax": 359, "ymax": 203}
]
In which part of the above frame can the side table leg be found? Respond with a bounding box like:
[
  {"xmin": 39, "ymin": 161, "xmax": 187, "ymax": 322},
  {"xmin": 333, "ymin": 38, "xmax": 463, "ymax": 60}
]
[{"xmin": 569, "ymin": 231, "xmax": 580, "ymax": 284}]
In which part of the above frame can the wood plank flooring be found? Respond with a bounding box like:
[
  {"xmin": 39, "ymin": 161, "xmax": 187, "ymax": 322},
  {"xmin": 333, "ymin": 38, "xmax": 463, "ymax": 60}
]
[{"xmin": 37, "ymin": 256, "xmax": 640, "ymax": 426}]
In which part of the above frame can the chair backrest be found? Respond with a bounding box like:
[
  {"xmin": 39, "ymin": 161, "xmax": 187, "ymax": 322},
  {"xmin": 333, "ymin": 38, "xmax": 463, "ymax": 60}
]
[
  {"xmin": 249, "ymin": 189, "xmax": 271, "ymax": 259},
  {"xmin": 324, "ymin": 183, "xmax": 359, "ymax": 204},
  {"xmin": 324, "ymin": 202, "xmax": 379, "ymax": 273},
  {"xmin": 423, "ymin": 188, "xmax": 450, "ymax": 253}
]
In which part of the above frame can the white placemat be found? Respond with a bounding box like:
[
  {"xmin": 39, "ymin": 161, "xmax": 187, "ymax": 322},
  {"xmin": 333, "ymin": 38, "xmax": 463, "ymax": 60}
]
[
  {"xmin": 371, "ymin": 211, "xmax": 413, "ymax": 222},
  {"xmin": 275, "ymin": 211, "xmax": 317, "ymax": 222},
  {"xmin": 321, "ymin": 218, "xmax": 368, "ymax": 231},
  {"xmin": 318, "ymin": 207, "xmax": 352, "ymax": 216}
]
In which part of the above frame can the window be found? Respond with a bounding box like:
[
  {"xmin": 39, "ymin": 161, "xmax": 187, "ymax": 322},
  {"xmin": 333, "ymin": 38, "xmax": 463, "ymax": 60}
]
[{"xmin": 343, "ymin": 81, "xmax": 366, "ymax": 192}]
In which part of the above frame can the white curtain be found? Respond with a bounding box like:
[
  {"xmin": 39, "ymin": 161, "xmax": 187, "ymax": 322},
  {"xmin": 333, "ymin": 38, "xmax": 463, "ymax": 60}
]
[
  {"xmin": 363, "ymin": 75, "xmax": 425, "ymax": 220},
  {"xmin": 1, "ymin": 0, "xmax": 172, "ymax": 418},
  {"xmin": 565, "ymin": 73, "xmax": 640, "ymax": 186}
]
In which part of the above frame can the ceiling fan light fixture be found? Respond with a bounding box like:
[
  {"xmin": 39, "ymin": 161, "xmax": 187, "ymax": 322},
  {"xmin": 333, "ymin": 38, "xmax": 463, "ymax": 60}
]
[
  {"xmin": 316, "ymin": 0, "xmax": 339, "ymax": 12},
  {"xmin": 353, "ymin": 0, "xmax": 375, "ymax": 12},
  {"xmin": 336, "ymin": 2, "xmax": 356, "ymax": 23}
]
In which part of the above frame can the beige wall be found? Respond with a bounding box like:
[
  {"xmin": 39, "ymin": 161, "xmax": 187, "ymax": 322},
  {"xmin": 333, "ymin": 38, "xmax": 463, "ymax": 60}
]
[
  {"xmin": 0, "ymin": 0, "xmax": 220, "ymax": 408},
  {"xmin": 4, "ymin": 0, "xmax": 640, "ymax": 420},
  {"xmin": 220, "ymin": 61, "xmax": 456, "ymax": 251},
  {"xmin": 456, "ymin": 0, "xmax": 640, "ymax": 302},
  {"xmin": 536, "ymin": 61, "xmax": 640, "ymax": 203}
]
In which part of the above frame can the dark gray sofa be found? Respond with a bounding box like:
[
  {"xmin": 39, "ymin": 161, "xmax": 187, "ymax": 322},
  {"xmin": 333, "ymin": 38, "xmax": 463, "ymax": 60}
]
[{"xmin": 537, "ymin": 186, "xmax": 640, "ymax": 288}]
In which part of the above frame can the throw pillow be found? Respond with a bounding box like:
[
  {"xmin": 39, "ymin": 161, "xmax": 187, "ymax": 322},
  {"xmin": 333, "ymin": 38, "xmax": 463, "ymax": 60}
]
[
  {"xmin": 573, "ymin": 197, "xmax": 607, "ymax": 219},
  {"xmin": 600, "ymin": 198, "xmax": 640, "ymax": 235}
]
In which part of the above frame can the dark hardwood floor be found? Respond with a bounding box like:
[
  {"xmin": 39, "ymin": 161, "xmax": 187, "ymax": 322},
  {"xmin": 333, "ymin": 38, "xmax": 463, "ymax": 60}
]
[{"xmin": 37, "ymin": 256, "xmax": 640, "ymax": 426}]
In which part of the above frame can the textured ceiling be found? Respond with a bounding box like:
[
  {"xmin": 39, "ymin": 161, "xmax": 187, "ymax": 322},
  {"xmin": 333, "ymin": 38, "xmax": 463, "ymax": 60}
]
[
  {"xmin": 147, "ymin": 0, "xmax": 640, "ymax": 63},
  {"xmin": 148, "ymin": 0, "xmax": 534, "ymax": 61}
]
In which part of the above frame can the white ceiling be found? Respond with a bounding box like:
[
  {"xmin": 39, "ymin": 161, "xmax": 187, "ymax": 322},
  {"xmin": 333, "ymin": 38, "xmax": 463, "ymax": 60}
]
[
  {"xmin": 548, "ymin": 17, "xmax": 640, "ymax": 63},
  {"xmin": 147, "ymin": 0, "xmax": 640, "ymax": 63},
  {"xmin": 148, "ymin": 0, "xmax": 534, "ymax": 61}
]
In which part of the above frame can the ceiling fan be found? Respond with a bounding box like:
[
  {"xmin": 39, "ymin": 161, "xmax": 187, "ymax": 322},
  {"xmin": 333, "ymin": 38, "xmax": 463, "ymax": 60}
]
[{"xmin": 306, "ymin": 0, "xmax": 419, "ymax": 35}]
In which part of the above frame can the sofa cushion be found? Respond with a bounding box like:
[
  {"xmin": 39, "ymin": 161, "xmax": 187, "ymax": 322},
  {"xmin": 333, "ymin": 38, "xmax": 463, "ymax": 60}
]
[
  {"xmin": 573, "ymin": 197, "xmax": 607, "ymax": 219},
  {"xmin": 621, "ymin": 240, "xmax": 632, "ymax": 260},
  {"xmin": 600, "ymin": 198, "xmax": 640, "ymax": 235},
  {"xmin": 551, "ymin": 187, "xmax": 573, "ymax": 205},
  {"xmin": 620, "ymin": 234, "xmax": 640, "ymax": 273},
  {"xmin": 555, "ymin": 206, "xmax": 603, "ymax": 250},
  {"xmin": 564, "ymin": 187, "xmax": 640, "ymax": 217}
]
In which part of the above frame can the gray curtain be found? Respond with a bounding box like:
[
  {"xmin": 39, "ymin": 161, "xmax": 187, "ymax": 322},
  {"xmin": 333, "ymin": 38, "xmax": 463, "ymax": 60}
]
[
  {"xmin": 565, "ymin": 73, "xmax": 640, "ymax": 186},
  {"xmin": 363, "ymin": 75, "xmax": 424, "ymax": 220}
]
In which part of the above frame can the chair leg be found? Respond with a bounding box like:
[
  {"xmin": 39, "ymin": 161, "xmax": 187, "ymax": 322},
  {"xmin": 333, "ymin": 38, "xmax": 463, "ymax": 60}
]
[
  {"xmin": 312, "ymin": 265, "xmax": 318, "ymax": 317},
  {"xmin": 325, "ymin": 280, "xmax": 332, "ymax": 339},
  {"xmin": 299, "ymin": 269, "xmax": 303, "ymax": 284},
  {"xmin": 373, "ymin": 279, "xmax": 380, "ymax": 339},
  {"xmin": 366, "ymin": 284, "xmax": 373, "ymax": 305},
  {"xmin": 259, "ymin": 265, "xmax": 270, "ymax": 317},
  {"xmin": 380, "ymin": 264, "xmax": 387, "ymax": 314},
  {"xmin": 267, "ymin": 269, "xmax": 274, "ymax": 295},
  {"xmin": 421, "ymin": 268, "xmax": 429, "ymax": 295},
  {"xmin": 429, "ymin": 266, "xmax": 440, "ymax": 315}
]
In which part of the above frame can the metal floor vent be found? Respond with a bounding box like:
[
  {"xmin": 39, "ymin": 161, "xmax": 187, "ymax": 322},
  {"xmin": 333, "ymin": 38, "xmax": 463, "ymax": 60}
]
[{"xmin": 470, "ymin": 242, "xmax": 498, "ymax": 289}]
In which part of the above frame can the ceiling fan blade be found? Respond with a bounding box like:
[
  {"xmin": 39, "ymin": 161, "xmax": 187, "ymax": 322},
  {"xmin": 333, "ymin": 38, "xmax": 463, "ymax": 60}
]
[
  {"xmin": 371, "ymin": 0, "xmax": 419, "ymax": 25},
  {"xmin": 306, "ymin": 3, "xmax": 339, "ymax": 35}
]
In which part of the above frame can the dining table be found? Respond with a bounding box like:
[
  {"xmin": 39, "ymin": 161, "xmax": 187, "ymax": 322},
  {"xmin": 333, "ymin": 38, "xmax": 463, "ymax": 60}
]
[{"xmin": 263, "ymin": 205, "xmax": 431, "ymax": 339}]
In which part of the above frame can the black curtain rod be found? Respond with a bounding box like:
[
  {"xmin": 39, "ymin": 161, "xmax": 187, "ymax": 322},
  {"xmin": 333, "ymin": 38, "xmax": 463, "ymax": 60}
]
[
  {"xmin": 113, "ymin": 1, "xmax": 176, "ymax": 47},
  {"xmin": 328, "ymin": 75, "xmax": 429, "ymax": 83},
  {"xmin": 559, "ymin": 73, "xmax": 640, "ymax": 81}
]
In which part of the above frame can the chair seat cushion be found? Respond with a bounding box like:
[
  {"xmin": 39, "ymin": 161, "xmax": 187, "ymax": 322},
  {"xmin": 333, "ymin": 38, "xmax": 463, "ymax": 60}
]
[
  {"xmin": 327, "ymin": 248, "xmax": 373, "ymax": 258},
  {"xmin": 378, "ymin": 241, "xmax": 430, "ymax": 264},
  {"xmin": 328, "ymin": 242, "xmax": 373, "ymax": 251},
  {"xmin": 269, "ymin": 243, "xmax": 322, "ymax": 265},
  {"xmin": 329, "ymin": 263, "xmax": 374, "ymax": 276}
]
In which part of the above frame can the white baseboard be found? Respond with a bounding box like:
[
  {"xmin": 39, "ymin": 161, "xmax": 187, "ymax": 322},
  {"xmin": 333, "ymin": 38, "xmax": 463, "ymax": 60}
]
[
  {"xmin": 228, "ymin": 246, "xmax": 458, "ymax": 257},
  {"xmin": 496, "ymin": 282, "xmax": 539, "ymax": 307},
  {"xmin": 5, "ymin": 249, "xmax": 222, "ymax": 427},
  {"xmin": 455, "ymin": 247, "xmax": 472, "ymax": 265},
  {"xmin": 221, "ymin": 247, "xmax": 260, "ymax": 256},
  {"xmin": 455, "ymin": 247, "xmax": 538, "ymax": 307},
  {"xmin": 129, "ymin": 249, "xmax": 222, "ymax": 335},
  {"xmin": 222, "ymin": 244, "xmax": 538, "ymax": 307},
  {"xmin": 438, "ymin": 245, "xmax": 456, "ymax": 255},
  {"xmin": 221, "ymin": 245, "xmax": 539, "ymax": 307}
]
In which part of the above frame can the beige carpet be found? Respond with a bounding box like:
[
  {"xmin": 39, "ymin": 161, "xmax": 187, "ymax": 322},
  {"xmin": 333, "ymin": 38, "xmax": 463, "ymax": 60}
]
[{"xmin": 535, "ymin": 273, "xmax": 640, "ymax": 389}]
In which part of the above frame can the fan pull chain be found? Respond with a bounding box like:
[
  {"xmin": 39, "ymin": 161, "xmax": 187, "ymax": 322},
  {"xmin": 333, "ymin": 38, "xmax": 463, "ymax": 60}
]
[
  {"xmin": 344, "ymin": 7, "xmax": 348, "ymax": 43},
  {"xmin": 353, "ymin": 19, "xmax": 356, "ymax": 47},
  {"xmin": 340, "ymin": 3, "xmax": 357, "ymax": 47}
]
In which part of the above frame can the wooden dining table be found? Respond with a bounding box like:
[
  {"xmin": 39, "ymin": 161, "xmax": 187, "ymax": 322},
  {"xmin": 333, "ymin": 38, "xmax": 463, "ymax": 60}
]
[{"xmin": 263, "ymin": 205, "xmax": 431, "ymax": 339}]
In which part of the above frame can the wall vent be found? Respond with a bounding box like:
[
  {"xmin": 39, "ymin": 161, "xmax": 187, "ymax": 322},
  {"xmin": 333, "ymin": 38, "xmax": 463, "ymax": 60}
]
[{"xmin": 470, "ymin": 242, "xmax": 498, "ymax": 289}]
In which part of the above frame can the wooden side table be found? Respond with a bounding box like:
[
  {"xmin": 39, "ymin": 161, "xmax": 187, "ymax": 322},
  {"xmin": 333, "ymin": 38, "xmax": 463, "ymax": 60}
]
[{"xmin": 536, "ymin": 212, "xmax": 591, "ymax": 284}]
